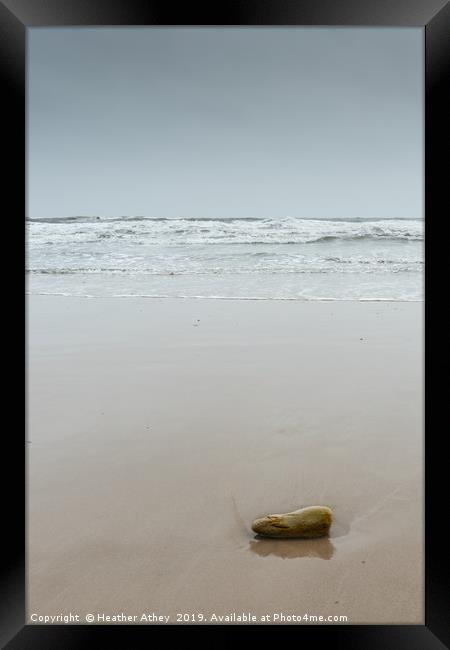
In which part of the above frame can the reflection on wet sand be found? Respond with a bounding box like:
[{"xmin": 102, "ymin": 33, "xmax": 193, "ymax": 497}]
[
  {"xmin": 249, "ymin": 536, "xmax": 335, "ymax": 560},
  {"xmin": 328, "ymin": 516, "xmax": 351, "ymax": 539}
]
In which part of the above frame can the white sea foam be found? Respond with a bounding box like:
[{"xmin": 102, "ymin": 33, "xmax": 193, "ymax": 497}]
[
  {"xmin": 27, "ymin": 216, "xmax": 423, "ymax": 246},
  {"xmin": 26, "ymin": 216, "xmax": 424, "ymax": 301}
]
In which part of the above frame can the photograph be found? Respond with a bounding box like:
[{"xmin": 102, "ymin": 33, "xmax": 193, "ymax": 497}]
[{"xmin": 26, "ymin": 26, "xmax": 424, "ymax": 625}]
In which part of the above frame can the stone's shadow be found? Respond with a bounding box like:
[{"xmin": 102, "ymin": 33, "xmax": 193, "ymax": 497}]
[{"xmin": 249, "ymin": 536, "xmax": 335, "ymax": 560}]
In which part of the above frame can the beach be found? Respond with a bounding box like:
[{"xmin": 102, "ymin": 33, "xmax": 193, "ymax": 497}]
[{"xmin": 27, "ymin": 295, "xmax": 423, "ymax": 624}]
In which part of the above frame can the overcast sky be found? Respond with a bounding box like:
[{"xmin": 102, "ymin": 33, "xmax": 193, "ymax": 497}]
[{"xmin": 28, "ymin": 27, "xmax": 423, "ymax": 219}]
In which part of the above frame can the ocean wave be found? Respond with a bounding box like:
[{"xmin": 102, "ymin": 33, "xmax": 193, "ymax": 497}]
[
  {"xmin": 27, "ymin": 216, "xmax": 423, "ymax": 245},
  {"xmin": 26, "ymin": 260, "xmax": 423, "ymax": 276},
  {"xmin": 26, "ymin": 216, "xmax": 424, "ymax": 300},
  {"xmin": 26, "ymin": 291, "xmax": 422, "ymax": 302},
  {"xmin": 26, "ymin": 215, "xmax": 420, "ymax": 223}
]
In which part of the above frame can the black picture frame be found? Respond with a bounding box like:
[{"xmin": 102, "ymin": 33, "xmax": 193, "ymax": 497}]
[{"xmin": 3, "ymin": 1, "xmax": 449, "ymax": 647}]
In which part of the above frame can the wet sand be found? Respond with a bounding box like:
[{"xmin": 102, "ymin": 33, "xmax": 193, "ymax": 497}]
[{"xmin": 27, "ymin": 296, "xmax": 423, "ymax": 624}]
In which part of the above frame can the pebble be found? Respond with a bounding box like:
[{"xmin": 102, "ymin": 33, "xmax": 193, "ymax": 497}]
[{"xmin": 251, "ymin": 505, "xmax": 332, "ymax": 538}]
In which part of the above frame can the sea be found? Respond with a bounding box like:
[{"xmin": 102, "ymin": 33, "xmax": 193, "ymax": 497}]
[{"xmin": 26, "ymin": 216, "xmax": 424, "ymax": 301}]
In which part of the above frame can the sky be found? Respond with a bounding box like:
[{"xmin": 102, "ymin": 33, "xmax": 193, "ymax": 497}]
[{"xmin": 28, "ymin": 27, "xmax": 423, "ymax": 219}]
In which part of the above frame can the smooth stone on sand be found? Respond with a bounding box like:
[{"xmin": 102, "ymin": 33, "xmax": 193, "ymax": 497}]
[{"xmin": 251, "ymin": 505, "xmax": 332, "ymax": 538}]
